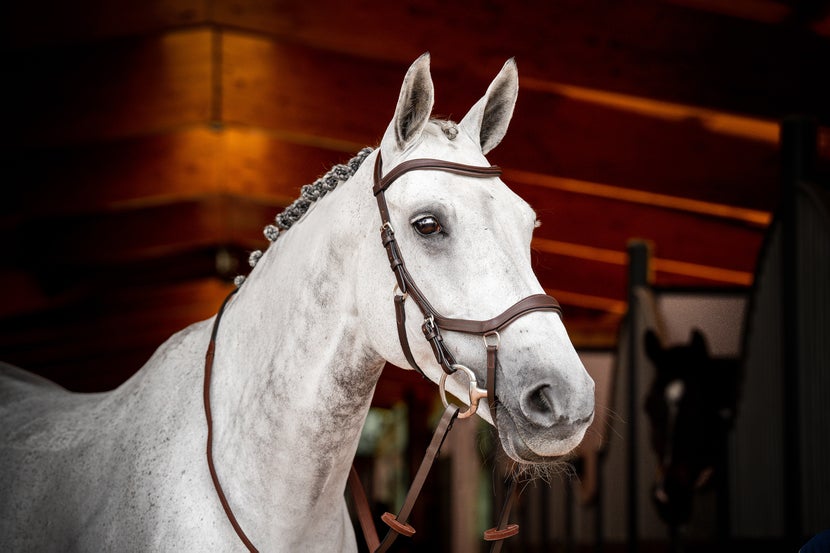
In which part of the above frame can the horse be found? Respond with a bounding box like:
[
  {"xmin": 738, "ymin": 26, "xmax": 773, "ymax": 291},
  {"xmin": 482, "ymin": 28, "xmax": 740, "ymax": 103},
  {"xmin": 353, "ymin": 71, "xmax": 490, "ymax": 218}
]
[
  {"xmin": 643, "ymin": 329, "xmax": 740, "ymax": 532},
  {"xmin": 0, "ymin": 54, "xmax": 595, "ymax": 552}
]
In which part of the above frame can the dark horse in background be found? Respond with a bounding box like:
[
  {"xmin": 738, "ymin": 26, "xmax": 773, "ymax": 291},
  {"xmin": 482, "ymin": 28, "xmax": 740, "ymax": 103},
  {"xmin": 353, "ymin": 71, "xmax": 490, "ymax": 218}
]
[{"xmin": 644, "ymin": 329, "xmax": 741, "ymax": 547}]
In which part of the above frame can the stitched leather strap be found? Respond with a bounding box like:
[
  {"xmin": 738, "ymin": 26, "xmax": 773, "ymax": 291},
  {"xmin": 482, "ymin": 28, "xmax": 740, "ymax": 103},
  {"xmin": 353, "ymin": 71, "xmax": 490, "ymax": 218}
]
[
  {"xmin": 373, "ymin": 405, "xmax": 460, "ymax": 552},
  {"xmin": 435, "ymin": 293, "xmax": 562, "ymax": 334},
  {"xmin": 394, "ymin": 293, "xmax": 427, "ymax": 376},
  {"xmin": 373, "ymin": 156, "xmax": 503, "ymax": 196},
  {"xmin": 349, "ymin": 404, "xmax": 521, "ymax": 553},
  {"xmin": 204, "ymin": 289, "xmax": 261, "ymax": 553},
  {"xmin": 349, "ymin": 466, "xmax": 381, "ymax": 551}
]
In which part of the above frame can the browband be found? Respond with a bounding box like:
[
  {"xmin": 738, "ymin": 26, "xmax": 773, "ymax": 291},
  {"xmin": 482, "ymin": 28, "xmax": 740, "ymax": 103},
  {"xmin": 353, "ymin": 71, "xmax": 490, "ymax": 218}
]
[{"xmin": 373, "ymin": 156, "xmax": 503, "ymax": 196}]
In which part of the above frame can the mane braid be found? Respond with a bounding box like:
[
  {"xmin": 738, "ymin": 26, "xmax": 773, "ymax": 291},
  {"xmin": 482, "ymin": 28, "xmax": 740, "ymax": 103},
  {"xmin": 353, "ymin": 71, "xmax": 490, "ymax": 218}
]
[{"xmin": 233, "ymin": 146, "xmax": 375, "ymax": 287}]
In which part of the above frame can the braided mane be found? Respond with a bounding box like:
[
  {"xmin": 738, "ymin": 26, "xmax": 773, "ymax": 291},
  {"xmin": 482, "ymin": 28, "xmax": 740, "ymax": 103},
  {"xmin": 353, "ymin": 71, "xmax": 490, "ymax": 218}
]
[{"xmin": 234, "ymin": 146, "xmax": 375, "ymax": 286}]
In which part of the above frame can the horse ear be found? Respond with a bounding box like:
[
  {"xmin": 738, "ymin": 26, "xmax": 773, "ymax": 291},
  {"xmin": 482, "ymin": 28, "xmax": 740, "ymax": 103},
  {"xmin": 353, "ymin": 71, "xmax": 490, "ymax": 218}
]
[
  {"xmin": 382, "ymin": 53, "xmax": 435, "ymax": 153},
  {"xmin": 644, "ymin": 329, "xmax": 663, "ymax": 363},
  {"xmin": 690, "ymin": 329, "xmax": 708, "ymax": 355},
  {"xmin": 459, "ymin": 58, "xmax": 519, "ymax": 155}
]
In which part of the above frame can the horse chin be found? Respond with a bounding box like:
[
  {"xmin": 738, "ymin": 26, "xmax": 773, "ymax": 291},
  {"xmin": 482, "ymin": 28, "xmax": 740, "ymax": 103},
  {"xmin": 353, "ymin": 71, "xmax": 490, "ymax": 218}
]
[{"xmin": 496, "ymin": 408, "xmax": 590, "ymax": 464}]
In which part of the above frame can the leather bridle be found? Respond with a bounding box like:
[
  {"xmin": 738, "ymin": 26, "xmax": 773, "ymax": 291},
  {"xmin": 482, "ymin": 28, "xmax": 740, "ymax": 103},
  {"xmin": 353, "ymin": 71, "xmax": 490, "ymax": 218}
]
[
  {"xmin": 349, "ymin": 153, "xmax": 564, "ymax": 552},
  {"xmin": 203, "ymin": 151, "xmax": 564, "ymax": 552},
  {"xmin": 372, "ymin": 152, "xmax": 562, "ymax": 421}
]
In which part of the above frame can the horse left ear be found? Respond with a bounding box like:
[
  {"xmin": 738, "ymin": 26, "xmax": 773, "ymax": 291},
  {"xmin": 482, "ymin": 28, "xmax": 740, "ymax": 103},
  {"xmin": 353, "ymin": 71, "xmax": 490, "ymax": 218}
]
[
  {"xmin": 459, "ymin": 58, "xmax": 519, "ymax": 154},
  {"xmin": 382, "ymin": 53, "xmax": 435, "ymax": 154}
]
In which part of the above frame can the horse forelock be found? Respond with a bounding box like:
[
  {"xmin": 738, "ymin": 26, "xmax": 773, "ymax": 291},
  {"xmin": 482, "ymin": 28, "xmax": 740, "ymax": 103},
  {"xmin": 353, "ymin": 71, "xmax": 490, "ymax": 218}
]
[{"xmin": 432, "ymin": 118, "xmax": 459, "ymax": 140}]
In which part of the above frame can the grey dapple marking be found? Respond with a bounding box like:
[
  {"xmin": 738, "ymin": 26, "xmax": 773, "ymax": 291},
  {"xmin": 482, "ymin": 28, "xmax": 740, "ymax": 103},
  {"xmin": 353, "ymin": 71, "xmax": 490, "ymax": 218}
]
[{"xmin": 1, "ymin": 54, "xmax": 594, "ymax": 552}]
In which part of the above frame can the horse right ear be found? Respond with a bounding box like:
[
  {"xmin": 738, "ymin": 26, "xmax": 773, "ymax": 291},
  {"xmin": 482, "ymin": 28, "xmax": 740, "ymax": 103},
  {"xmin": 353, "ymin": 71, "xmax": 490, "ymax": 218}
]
[
  {"xmin": 381, "ymin": 53, "xmax": 435, "ymax": 155},
  {"xmin": 689, "ymin": 329, "xmax": 709, "ymax": 356}
]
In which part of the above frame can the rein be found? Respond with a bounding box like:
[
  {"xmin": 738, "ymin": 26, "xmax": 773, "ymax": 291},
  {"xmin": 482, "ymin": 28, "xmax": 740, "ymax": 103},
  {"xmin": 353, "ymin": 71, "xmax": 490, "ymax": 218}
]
[{"xmin": 202, "ymin": 151, "xmax": 563, "ymax": 552}]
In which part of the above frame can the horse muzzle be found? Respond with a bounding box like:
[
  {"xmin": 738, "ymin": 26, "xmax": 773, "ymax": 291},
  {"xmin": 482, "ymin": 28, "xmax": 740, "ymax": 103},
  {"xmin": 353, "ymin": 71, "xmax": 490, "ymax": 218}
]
[{"xmin": 497, "ymin": 370, "xmax": 595, "ymax": 462}]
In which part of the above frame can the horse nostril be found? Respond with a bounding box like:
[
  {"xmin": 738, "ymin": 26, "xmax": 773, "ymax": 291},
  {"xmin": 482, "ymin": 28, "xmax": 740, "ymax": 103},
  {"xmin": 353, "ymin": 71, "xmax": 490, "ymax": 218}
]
[
  {"xmin": 522, "ymin": 384, "xmax": 566, "ymax": 427},
  {"xmin": 529, "ymin": 385, "xmax": 552, "ymax": 413}
]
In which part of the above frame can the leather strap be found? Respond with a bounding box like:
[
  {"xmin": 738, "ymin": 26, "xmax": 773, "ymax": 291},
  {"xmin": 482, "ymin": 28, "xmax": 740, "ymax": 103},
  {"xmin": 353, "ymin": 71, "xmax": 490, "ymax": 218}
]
[
  {"xmin": 349, "ymin": 466, "xmax": 381, "ymax": 551},
  {"xmin": 486, "ymin": 344, "xmax": 499, "ymax": 432},
  {"xmin": 394, "ymin": 293, "xmax": 427, "ymax": 376},
  {"xmin": 376, "ymin": 405, "xmax": 458, "ymax": 551},
  {"xmin": 203, "ymin": 288, "xmax": 261, "ymax": 553},
  {"xmin": 435, "ymin": 293, "xmax": 561, "ymax": 334},
  {"xmin": 348, "ymin": 403, "xmax": 521, "ymax": 553},
  {"xmin": 372, "ymin": 405, "xmax": 460, "ymax": 552},
  {"xmin": 484, "ymin": 478, "xmax": 520, "ymax": 552},
  {"xmin": 373, "ymin": 156, "xmax": 503, "ymax": 196}
]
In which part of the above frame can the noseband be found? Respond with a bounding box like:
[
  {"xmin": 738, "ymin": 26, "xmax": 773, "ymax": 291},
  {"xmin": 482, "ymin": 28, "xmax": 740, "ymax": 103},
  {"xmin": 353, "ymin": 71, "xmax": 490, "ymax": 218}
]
[{"xmin": 372, "ymin": 152, "xmax": 563, "ymax": 420}]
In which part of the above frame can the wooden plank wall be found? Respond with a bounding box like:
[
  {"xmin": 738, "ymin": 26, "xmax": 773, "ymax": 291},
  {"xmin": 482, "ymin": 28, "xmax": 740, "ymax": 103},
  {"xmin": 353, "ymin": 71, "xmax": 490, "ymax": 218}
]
[{"xmin": 1, "ymin": 0, "xmax": 829, "ymax": 390}]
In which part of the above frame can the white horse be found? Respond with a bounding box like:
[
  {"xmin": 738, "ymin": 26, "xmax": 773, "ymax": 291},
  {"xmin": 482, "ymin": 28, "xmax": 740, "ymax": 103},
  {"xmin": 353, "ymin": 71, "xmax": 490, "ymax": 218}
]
[{"xmin": 0, "ymin": 54, "xmax": 594, "ymax": 552}]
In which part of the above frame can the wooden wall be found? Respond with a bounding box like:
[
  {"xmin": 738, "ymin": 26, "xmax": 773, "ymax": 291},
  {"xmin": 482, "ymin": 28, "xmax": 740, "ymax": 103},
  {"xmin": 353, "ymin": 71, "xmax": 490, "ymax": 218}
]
[{"xmin": 2, "ymin": 0, "xmax": 829, "ymax": 391}]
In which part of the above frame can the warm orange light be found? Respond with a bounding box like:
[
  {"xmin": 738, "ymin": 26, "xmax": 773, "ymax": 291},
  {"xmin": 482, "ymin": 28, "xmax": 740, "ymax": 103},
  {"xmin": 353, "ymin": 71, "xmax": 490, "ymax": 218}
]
[
  {"xmin": 532, "ymin": 237, "xmax": 754, "ymax": 285},
  {"xmin": 505, "ymin": 168, "xmax": 772, "ymax": 227},
  {"xmin": 544, "ymin": 287, "xmax": 628, "ymax": 315},
  {"xmin": 521, "ymin": 77, "xmax": 779, "ymax": 144}
]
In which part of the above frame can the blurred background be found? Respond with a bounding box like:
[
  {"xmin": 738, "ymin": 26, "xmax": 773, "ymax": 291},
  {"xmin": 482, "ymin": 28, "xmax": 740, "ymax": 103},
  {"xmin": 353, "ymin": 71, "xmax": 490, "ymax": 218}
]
[{"xmin": 1, "ymin": 1, "xmax": 828, "ymax": 552}]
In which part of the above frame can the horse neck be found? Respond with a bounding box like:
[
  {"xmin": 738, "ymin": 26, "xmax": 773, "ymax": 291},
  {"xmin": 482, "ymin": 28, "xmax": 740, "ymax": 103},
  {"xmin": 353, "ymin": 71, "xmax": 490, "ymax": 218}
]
[{"xmin": 208, "ymin": 177, "xmax": 385, "ymax": 546}]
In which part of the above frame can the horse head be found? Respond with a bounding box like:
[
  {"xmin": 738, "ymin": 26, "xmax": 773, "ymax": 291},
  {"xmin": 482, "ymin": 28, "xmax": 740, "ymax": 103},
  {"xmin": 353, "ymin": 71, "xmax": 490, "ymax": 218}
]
[
  {"xmin": 358, "ymin": 54, "xmax": 595, "ymax": 466},
  {"xmin": 644, "ymin": 329, "xmax": 740, "ymax": 525}
]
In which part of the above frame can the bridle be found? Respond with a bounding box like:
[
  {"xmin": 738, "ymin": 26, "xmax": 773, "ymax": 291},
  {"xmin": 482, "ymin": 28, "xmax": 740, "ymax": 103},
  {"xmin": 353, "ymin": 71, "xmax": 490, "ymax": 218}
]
[
  {"xmin": 203, "ymin": 151, "xmax": 564, "ymax": 552},
  {"xmin": 355, "ymin": 152, "xmax": 563, "ymax": 551},
  {"xmin": 372, "ymin": 152, "xmax": 562, "ymax": 420}
]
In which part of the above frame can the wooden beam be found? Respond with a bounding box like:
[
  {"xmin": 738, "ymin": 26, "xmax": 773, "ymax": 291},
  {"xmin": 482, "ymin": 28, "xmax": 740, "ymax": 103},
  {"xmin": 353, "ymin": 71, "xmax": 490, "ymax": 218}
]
[
  {"xmin": 213, "ymin": 0, "xmax": 830, "ymax": 121},
  {"xmin": 221, "ymin": 34, "xmax": 783, "ymax": 211},
  {"xmin": 7, "ymin": 29, "xmax": 213, "ymax": 146},
  {"xmin": 7, "ymin": 197, "xmax": 274, "ymax": 269},
  {"xmin": 9, "ymin": 0, "xmax": 827, "ymax": 122},
  {"xmin": 3, "ymin": 0, "xmax": 208, "ymax": 48},
  {"xmin": 520, "ymin": 183, "xmax": 765, "ymax": 275},
  {"xmin": 6, "ymin": 30, "xmax": 794, "ymax": 213},
  {"xmin": 2, "ymin": 127, "xmax": 348, "ymax": 221},
  {"xmin": 7, "ymin": 183, "xmax": 762, "ymax": 285}
]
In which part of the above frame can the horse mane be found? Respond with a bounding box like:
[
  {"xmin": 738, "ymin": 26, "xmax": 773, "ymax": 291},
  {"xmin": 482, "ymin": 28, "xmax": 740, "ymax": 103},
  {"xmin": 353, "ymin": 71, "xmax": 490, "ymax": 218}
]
[
  {"xmin": 233, "ymin": 146, "xmax": 375, "ymax": 286},
  {"xmin": 236, "ymin": 120, "xmax": 460, "ymax": 286}
]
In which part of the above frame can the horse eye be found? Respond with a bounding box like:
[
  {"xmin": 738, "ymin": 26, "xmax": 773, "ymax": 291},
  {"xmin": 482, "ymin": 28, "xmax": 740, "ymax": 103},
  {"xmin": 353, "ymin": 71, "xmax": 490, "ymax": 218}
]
[{"xmin": 412, "ymin": 216, "xmax": 443, "ymax": 236}]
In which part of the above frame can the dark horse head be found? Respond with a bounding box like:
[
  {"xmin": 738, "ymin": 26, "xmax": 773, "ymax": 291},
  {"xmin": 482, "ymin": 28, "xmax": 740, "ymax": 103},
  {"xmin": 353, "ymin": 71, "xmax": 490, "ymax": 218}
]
[{"xmin": 643, "ymin": 329, "xmax": 740, "ymax": 526}]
